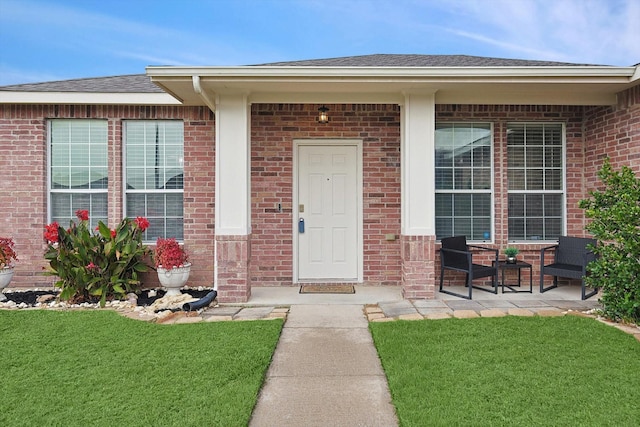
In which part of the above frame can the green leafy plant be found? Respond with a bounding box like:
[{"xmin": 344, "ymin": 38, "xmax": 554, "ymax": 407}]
[
  {"xmin": 0, "ymin": 237, "xmax": 18, "ymax": 269},
  {"xmin": 153, "ymin": 237, "xmax": 189, "ymax": 269},
  {"xmin": 504, "ymin": 247, "xmax": 519, "ymax": 257},
  {"xmin": 43, "ymin": 210, "xmax": 152, "ymax": 307},
  {"xmin": 579, "ymin": 158, "xmax": 640, "ymax": 323}
]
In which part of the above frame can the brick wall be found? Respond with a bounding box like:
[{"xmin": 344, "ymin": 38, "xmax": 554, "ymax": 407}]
[
  {"xmin": 0, "ymin": 104, "xmax": 215, "ymax": 289},
  {"xmin": 250, "ymin": 104, "xmax": 402, "ymax": 286},
  {"xmin": 584, "ymin": 85, "xmax": 640, "ymax": 184},
  {"xmin": 434, "ymin": 105, "xmax": 587, "ymax": 286},
  {"xmin": 2, "ymin": 93, "xmax": 637, "ymax": 296}
]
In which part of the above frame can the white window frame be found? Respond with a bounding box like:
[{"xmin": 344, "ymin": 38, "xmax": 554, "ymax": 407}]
[
  {"xmin": 123, "ymin": 120, "xmax": 185, "ymax": 243},
  {"xmin": 506, "ymin": 122, "xmax": 566, "ymax": 242},
  {"xmin": 47, "ymin": 119, "xmax": 108, "ymax": 228},
  {"xmin": 434, "ymin": 122, "xmax": 494, "ymax": 243}
]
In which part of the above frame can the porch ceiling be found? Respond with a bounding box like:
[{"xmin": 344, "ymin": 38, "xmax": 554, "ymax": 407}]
[{"xmin": 147, "ymin": 65, "xmax": 639, "ymax": 108}]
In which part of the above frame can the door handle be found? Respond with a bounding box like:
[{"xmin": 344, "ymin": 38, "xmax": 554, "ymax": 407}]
[{"xmin": 298, "ymin": 218, "xmax": 305, "ymax": 233}]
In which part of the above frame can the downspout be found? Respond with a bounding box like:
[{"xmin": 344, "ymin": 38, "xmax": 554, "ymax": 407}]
[
  {"xmin": 183, "ymin": 290, "xmax": 217, "ymax": 311},
  {"xmin": 192, "ymin": 75, "xmax": 217, "ymax": 112},
  {"xmin": 183, "ymin": 244, "xmax": 218, "ymax": 311},
  {"xmin": 181, "ymin": 75, "xmax": 219, "ymax": 312}
]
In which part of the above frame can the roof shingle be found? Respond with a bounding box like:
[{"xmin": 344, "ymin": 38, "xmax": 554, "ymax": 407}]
[
  {"xmin": 254, "ymin": 54, "xmax": 602, "ymax": 67},
  {"xmin": 0, "ymin": 74, "xmax": 162, "ymax": 93},
  {"xmin": 0, "ymin": 54, "xmax": 608, "ymax": 94}
]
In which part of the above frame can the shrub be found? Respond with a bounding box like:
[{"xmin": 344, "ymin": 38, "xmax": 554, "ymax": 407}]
[
  {"xmin": 44, "ymin": 211, "xmax": 152, "ymax": 307},
  {"xmin": 153, "ymin": 238, "xmax": 189, "ymax": 269},
  {"xmin": 579, "ymin": 158, "xmax": 640, "ymax": 323},
  {"xmin": 0, "ymin": 237, "xmax": 18, "ymax": 269}
]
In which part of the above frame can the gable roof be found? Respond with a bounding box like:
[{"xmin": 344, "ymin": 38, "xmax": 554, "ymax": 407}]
[
  {"xmin": 0, "ymin": 74, "xmax": 162, "ymax": 93},
  {"xmin": 1, "ymin": 54, "xmax": 637, "ymax": 106},
  {"xmin": 256, "ymin": 54, "xmax": 602, "ymax": 67},
  {"xmin": 0, "ymin": 54, "xmax": 608, "ymax": 94}
]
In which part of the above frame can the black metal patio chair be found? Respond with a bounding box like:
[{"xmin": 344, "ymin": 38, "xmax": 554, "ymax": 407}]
[
  {"xmin": 438, "ymin": 236, "xmax": 499, "ymax": 300},
  {"xmin": 539, "ymin": 236, "xmax": 598, "ymax": 300}
]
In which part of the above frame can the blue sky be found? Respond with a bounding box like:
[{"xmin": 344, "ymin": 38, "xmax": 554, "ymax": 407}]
[{"xmin": 0, "ymin": 0, "xmax": 638, "ymax": 86}]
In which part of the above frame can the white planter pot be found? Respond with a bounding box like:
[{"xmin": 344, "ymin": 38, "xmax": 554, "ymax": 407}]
[
  {"xmin": 157, "ymin": 263, "xmax": 191, "ymax": 296},
  {"xmin": 0, "ymin": 267, "xmax": 15, "ymax": 301}
]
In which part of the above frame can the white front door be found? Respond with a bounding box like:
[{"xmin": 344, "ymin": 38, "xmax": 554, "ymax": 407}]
[{"xmin": 296, "ymin": 143, "xmax": 360, "ymax": 281}]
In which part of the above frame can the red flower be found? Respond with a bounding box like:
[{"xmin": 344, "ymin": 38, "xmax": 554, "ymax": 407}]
[
  {"xmin": 135, "ymin": 217, "xmax": 149, "ymax": 231},
  {"xmin": 86, "ymin": 262, "xmax": 99, "ymax": 271},
  {"xmin": 75, "ymin": 210, "xmax": 89, "ymax": 221},
  {"xmin": 44, "ymin": 222, "xmax": 59, "ymax": 243},
  {"xmin": 111, "ymin": 229, "xmax": 117, "ymax": 239}
]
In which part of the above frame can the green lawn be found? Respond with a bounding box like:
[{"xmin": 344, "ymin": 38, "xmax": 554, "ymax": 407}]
[
  {"xmin": 0, "ymin": 310, "xmax": 283, "ymax": 427},
  {"xmin": 371, "ymin": 315, "xmax": 640, "ymax": 426}
]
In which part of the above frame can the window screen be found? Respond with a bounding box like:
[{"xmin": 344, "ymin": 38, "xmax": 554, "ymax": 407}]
[
  {"xmin": 49, "ymin": 119, "xmax": 108, "ymax": 228},
  {"xmin": 435, "ymin": 123, "xmax": 492, "ymax": 241},
  {"xmin": 124, "ymin": 121, "xmax": 184, "ymax": 241},
  {"xmin": 507, "ymin": 123, "xmax": 564, "ymax": 240}
]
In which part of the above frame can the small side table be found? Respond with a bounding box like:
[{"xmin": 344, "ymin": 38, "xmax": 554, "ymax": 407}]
[{"xmin": 495, "ymin": 260, "xmax": 533, "ymax": 293}]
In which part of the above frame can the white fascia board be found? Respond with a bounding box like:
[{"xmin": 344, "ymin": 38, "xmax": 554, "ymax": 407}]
[
  {"xmin": 0, "ymin": 91, "xmax": 182, "ymax": 105},
  {"xmin": 146, "ymin": 65, "xmax": 637, "ymax": 81}
]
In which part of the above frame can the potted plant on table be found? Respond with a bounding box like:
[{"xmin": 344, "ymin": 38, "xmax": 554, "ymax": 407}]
[
  {"xmin": 153, "ymin": 238, "xmax": 191, "ymax": 296},
  {"xmin": 504, "ymin": 247, "xmax": 519, "ymax": 264},
  {"xmin": 0, "ymin": 237, "xmax": 19, "ymax": 301}
]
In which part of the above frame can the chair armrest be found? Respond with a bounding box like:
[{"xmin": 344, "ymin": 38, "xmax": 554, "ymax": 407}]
[
  {"xmin": 440, "ymin": 248, "xmax": 471, "ymax": 256},
  {"xmin": 440, "ymin": 247, "xmax": 473, "ymax": 269},
  {"xmin": 468, "ymin": 245, "xmax": 497, "ymax": 253},
  {"xmin": 468, "ymin": 245, "xmax": 499, "ymax": 256},
  {"xmin": 539, "ymin": 244, "xmax": 558, "ymax": 264},
  {"xmin": 582, "ymin": 249, "xmax": 598, "ymax": 273},
  {"xmin": 583, "ymin": 250, "xmax": 597, "ymax": 262},
  {"xmin": 467, "ymin": 245, "xmax": 499, "ymax": 264}
]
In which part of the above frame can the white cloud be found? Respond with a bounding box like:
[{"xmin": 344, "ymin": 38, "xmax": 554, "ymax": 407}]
[
  {"xmin": 1, "ymin": 0, "xmax": 638, "ymax": 87},
  {"xmin": 437, "ymin": 0, "xmax": 640, "ymax": 65},
  {"xmin": 0, "ymin": 0, "xmax": 262, "ymax": 68}
]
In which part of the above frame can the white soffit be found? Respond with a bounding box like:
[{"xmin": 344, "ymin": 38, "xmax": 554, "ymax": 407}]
[{"xmin": 147, "ymin": 65, "xmax": 639, "ymax": 107}]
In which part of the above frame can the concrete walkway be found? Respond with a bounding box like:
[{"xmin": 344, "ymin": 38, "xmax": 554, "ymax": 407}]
[{"xmin": 249, "ymin": 304, "xmax": 399, "ymax": 427}]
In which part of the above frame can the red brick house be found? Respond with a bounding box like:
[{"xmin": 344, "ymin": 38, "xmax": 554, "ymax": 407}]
[{"xmin": 1, "ymin": 55, "xmax": 638, "ymax": 302}]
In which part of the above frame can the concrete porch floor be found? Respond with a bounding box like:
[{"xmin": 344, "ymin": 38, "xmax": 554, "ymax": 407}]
[{"xmin": 241, "ymin": 283, "xmax": 602, "ymax": 320}]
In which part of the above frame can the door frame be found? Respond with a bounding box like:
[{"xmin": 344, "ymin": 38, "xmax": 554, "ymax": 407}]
[{"xmin": 292, "ymin": 139, "xmax": 363, "ymax": 283}]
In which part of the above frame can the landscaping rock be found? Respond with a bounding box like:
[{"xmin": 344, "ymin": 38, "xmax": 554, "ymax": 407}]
[
  {"xmin": 36, "ymin": 294, "xmax": 56, "ymax": 303},
  {"xmin": 149, "ymin": 294, "xmax": 197, "ymax": 312}
]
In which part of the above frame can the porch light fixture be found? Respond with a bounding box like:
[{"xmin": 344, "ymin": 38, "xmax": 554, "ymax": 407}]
[{"xmin": 317, "ymin": 105, "xmax": 330, "ymax": 123}]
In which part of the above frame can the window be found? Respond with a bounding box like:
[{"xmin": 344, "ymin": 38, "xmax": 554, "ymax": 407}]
[
  {"xmin": 507, "ymin": 123, "xmax": 564, "ymax": 241},
  {"xmin": 49, "ymin": 119, "xmax": 108, "ymax": 228},
  {"xmin": 435, "ymin": 123, "xmax": 492, "ymax": 241},
  {"xmin": 124, "ymin": 121, "xmax": 184, "ymax": 241}
]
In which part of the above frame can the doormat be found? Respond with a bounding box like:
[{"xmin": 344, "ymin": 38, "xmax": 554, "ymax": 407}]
[{"xmin": 299, "ymin": 284, "xmax": 356, "ymax": 294}]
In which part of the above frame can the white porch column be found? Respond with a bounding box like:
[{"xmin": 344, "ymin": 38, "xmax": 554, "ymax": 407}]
[
  {"xmin": 214, "ymin": 93, "xmax": 252, "ymax": 302},
  {"xmin": 215, "ymin": 93, "xmax": 251, "ymax": 235},
  {"xmin": 400, "ymin": 92, "xmax": 437, "ymax": 299},
  {"xmin": 402, "ymin": 92, "xmax": 436, "ymax": 235}
]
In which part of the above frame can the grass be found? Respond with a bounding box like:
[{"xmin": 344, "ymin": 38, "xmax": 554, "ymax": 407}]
[
  {"xmin": 370, "ymin": 315, "xmax": 640, "ymax": 426},
  {"xmin": 0, "ymin": 310, "xmax": 283, "ymax": 427}
]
